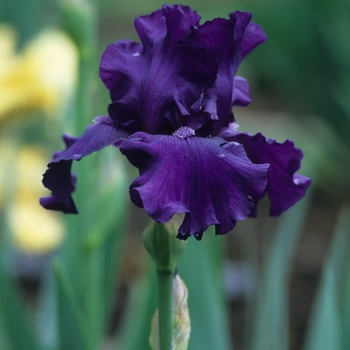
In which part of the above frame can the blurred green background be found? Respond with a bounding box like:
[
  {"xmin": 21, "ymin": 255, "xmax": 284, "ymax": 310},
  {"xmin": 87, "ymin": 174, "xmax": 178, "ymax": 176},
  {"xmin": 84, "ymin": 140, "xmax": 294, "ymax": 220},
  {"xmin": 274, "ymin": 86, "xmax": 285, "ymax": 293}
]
[{"xmin": 1, "ymin": 0, "xmax": 350, "ymax": 349}]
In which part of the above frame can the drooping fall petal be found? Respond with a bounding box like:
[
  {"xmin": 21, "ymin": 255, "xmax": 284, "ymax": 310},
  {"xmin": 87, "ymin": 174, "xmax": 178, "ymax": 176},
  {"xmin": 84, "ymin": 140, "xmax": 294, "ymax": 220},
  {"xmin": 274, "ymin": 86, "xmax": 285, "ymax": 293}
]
[
  {"xmin": 232, "ymin": 132, "xmax": 311, "ymax": 216},
  {"xmin": 41, "ymin": 116, "xmax": 127, "ymax": 213},
  {"xmin": 120, "ymin": 128, "xmax": 269, "ymax": 239}
]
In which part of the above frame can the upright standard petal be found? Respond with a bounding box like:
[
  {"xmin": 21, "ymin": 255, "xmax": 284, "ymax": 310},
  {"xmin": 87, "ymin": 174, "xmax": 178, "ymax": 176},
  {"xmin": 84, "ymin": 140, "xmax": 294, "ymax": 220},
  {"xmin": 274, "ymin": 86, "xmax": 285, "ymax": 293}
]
[
  {"xmin": 232, "ymin": 132, "xmax": 311, "ymax": 216},
  {"xmin": 120, "ymin": 128, "xmax": 269, "ymax": 239},
  {"xmin": 100, "ymin": 40, "xmax": 145, "ymax": 134},
  {"xmin": 41, "ymin": 116, "xmax": 128, "ymax": 213},
  {"xmin": 179, "ymin": 11, "xmax": 265, "ymax": 135},
  {"xmin": 134, "ymin": 5, "xmax": 200, "ymax": 52},
  {"xmin": 100, "ymin": 5, "xmax": 229, "ymax": 136},
  {"xmin": 232, "ymin": 76, "xmax": 251, "ymax": 107},
  {"xmin": 239, "ymin": 20, "xmax": 267, "ymax": 58},
  {"xmin": 136, "ymin": 5, "xmax": 205, "ymax": 134}
]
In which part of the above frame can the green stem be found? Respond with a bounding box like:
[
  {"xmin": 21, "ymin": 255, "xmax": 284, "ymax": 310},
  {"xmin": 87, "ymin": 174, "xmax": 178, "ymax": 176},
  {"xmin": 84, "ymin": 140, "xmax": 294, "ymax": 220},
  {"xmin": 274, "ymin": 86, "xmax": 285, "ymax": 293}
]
[{"xmin": 157, "ymin": 270, "xmax": 174, "ymax": 350}]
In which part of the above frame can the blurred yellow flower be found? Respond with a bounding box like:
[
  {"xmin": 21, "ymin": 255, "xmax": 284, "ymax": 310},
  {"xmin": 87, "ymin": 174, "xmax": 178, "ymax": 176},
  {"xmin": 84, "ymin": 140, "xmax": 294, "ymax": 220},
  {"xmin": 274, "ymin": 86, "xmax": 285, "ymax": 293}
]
[
  {"xmin": 0, "ymin": 24, "xmax": 78, "ymax": 121},
  {"xmin": 9, "ymin": 198, "xmax": 64, "ymax": 254},
  {"xmin": 0, "ymin": 144, "xmax": 65, "ymax": 253}
]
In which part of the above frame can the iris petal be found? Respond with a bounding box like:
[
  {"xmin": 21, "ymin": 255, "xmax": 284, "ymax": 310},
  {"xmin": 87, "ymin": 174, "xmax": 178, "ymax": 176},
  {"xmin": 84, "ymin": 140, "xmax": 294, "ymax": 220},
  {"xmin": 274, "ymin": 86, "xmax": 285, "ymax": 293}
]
[
  {"xmin": 134, "ymin": 8, "xmax": 167, "ymax": 50},
  {"xmin": 40, "ymin": 135, "xmax": 78, "ymax": 213},
  {"xmin": 100, "ymin": 6, "xmax": 264, "ymax": 137},
  {"xmin": 120, "ymin": 129, "xmax": 269, "ymax": 239},
  {"xmin": 240, "ymin": 20, "xmax": 267, "ymax": 58},
  {"xmin": 40, "ymin": 163, "xmax": 77, "ymax": 214},
  {"xmin": 41, "ymin": 5, "xmax": 310, "ymax": 235},
  {"xmin": 135, "ymin": 5, "xmax": 200, "ymax": 51},
  {"xmin": 41, "ymin": 116, "xmax": 127, "ymax": 213},
  {"xmin": 136, "ymin": 6, "xmax": 203, "ymax": 133},
  {"xmin": 232, "ymin": 76, "xmax": 251, "ymax": 107},
  {"xmin": 232, "ymin": 132, "xmax": 311, "ymax": 216},
  {"xmin": 50, "ymin": 116, "xmax": 128, "ymax": 163},
  {"xmin": 100, "ymin": 41, "xmax": 144, "ymax": 134},
  {"xmin": 179, "ymin": 11, "xmax": 264, "ymax": 134},
  {"xmin": 101, "ymin": 5, "xmax": 208, "ymax": 135}
]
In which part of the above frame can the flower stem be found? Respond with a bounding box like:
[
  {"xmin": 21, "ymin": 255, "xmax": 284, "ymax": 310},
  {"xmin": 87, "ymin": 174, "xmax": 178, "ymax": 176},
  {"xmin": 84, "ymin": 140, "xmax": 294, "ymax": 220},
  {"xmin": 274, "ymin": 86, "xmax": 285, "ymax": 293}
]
[{"xmin": 157, "ymin": 270, "xmax": 174, "ymax": 350}]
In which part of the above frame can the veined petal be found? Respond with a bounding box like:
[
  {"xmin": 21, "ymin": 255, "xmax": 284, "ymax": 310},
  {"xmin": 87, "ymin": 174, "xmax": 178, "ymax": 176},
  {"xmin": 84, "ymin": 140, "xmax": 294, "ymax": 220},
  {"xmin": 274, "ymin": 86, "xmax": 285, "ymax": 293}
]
[
  {"xmin": 218, "ymin": 122, "xmax": 240, "ymax": 139},
  {"xmin": 40, "ymin": 170, "xmax": 77, "ymax": 214},
  {"xmin": 99, "ymin": 40, "xmax": 143, "ymax": 96},
  {"xmin": 41, "ymin": 116, "xmax": 128, "ymax": 213},
  {"xmin": 50, "ymin": 116, "xmax": 128, "ymax": 163},
  {"xmin": 135, "ymin": 5, "xmax": 200, "ymax": 52},
  {"xmin": 120, "ymin": 128, "xmax": 269, "ymax": 239},
  {"xmin": 40, "ymin": 134, "xmax": 78, "ymax": 213},
  {"xmin": 101, "ymin": 5, "xmax": 208, "ymax": 135},
  {"xmin": 136, "ymin": 6, "xmax": 203, "ymax": 133},
  {"xmin": 99, "ymin": 6, "xmax": 265, "ymax": 137},
  {"xmin": 179, "ymin": 11, "xmax": 264, "ymax": 134},
  {"xmin": 100, "ymin": 40, "xmax": 144, "ymax": 134},
  {"xmin": 39, "ymin": 192, "xmax": 77, "ymax": 213},
  {"xmin": 232, "ymin": 132, "xmax": 311, "ymax": 216},
  {"xmin": 134, "ymin": 8, "xmax": 167, "ymax": 50},
  {"xmin": 240, "ymin": 20, "xmax": 267, "ymax": 58},
  {"xmin": 232, "ymin": 76, "xmax": 251, "ymax": 107}
]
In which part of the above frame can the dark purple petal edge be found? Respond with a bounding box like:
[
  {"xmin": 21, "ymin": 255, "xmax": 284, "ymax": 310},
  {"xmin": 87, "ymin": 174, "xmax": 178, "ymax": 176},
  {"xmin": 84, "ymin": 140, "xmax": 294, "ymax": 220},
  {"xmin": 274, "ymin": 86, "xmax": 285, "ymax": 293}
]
[
  {"xmin": 231, "ymin": 132, "xmax": 311, "ymax": 216},
  {"xmin": 120, "ymin": 129, "xmax": 269, "ymax": 239},
  {"xmin": 40, "ymin": 116, "xmax": 128, "ymax": 213}
]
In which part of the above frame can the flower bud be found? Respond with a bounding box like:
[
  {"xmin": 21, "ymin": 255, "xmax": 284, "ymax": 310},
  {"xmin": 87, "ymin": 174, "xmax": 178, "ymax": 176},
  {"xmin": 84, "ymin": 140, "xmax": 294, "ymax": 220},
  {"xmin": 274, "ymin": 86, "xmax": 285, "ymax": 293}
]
[
  {"xmin": 143, "ymin": 216, "xmax": 186, "ymax": 273},
  {"xmin": 149, "ymin": 273, "xmax": 191, "ymax": 350}
]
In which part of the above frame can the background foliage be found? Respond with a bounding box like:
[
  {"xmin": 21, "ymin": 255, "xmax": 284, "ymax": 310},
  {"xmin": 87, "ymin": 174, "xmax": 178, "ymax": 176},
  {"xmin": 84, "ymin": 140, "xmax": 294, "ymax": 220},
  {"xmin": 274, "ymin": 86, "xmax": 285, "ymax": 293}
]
[{"xmin": 1, "ymin": 0, "xmax": 349, "ymax": 349}]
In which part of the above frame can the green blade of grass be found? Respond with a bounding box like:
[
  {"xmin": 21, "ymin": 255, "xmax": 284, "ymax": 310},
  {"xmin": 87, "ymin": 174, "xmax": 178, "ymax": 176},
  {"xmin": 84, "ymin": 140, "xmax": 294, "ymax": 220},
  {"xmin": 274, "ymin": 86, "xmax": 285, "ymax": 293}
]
[
  {"xmin": 178, "ymin": 229, "xmax": 233, "ymax": 350},
  {"xmin": 250, "ymin": 193, "xmax": 311, "ymax": 350},
  {"xmin": 81, "ymin": 157, "xmax": 130, "ymax": 348},
  {"xmin": 0, "ymin": 269, "xmax": 38, "ymax": 350},
  {"xmin": 117, "ymin": 259, "xmax": 157, "ymax": 350},
  {"xmin": 53, "ymin": 261, "xmax": 92, "ymax": 350},
  {"xmin": 303, "ymin": 206, "xmax": 350, "ymax": 350}
]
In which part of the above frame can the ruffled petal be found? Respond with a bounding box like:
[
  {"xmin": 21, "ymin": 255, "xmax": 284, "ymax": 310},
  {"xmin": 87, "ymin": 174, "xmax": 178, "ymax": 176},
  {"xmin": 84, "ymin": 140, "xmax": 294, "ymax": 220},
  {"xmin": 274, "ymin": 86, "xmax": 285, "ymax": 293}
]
[
  {"xmin": 101, "ymin": 5, "xmax": 209, "ymax": 135},
  {"xmin": 135, "ymin": 5, "xmax": 200, "ymax": 52},
  {"xmin": 232, "ymin": 76, "xmax": 251, "ymax": 107},
  {"xmin": 50, "ymin": 116, "xmax": 128, "ymax": 163},
  {"xmin": 100, "ymin": 40, "xmax": 144, "ymax": 134},
  {"xmin": 217, "ymin": 122, "xmax": 240, "ymax": 139},
  {"xmin": 232, "ymin": 132, "xmax": 311, "ymax": 216},
  {"xmin": 179, "ymin": 14, "xmax": 242, "ymax": 127},
  {"xmin": 179, "ymin": 11, "xmax": 263, "ymax": 135},
  {"xmin": 133, "ymin": 8, "xmax": 167, "ymax": 50},
  {"xmin": 100, "ymin": 6, "xmax": 265, "ymax": 137},
  {"xmin": 136, "ymin": 5, "xmax": 204, "ymax": 133},
  {"xmin": 120, "ymin": 128, "xmax": 269, "ymax": 239},
  {"xmin": 40, "ymin": 193, "xmax": 77, "ymax": 213},
  {"xmin": 41, "ymin": 116, "xmax": 128, "ymax": 213},
  {"xmin": 40, "ymin": 135, "xmax": 78, "ymax": 213},
  {"xmin": 99, "ymin": 40, "xmax": 143, "ymax": 96},
  {"xmin": 240, "ymin": 20, "xmax": 267, "ymax": 58}
]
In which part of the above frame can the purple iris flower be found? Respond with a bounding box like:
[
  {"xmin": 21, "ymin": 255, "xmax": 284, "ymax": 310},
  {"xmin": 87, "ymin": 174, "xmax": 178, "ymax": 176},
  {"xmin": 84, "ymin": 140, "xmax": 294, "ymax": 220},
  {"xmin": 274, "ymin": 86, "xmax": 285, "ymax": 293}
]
[{"xmin": 40, "ymin": 5, "xmax": 311, "ymax": 240}]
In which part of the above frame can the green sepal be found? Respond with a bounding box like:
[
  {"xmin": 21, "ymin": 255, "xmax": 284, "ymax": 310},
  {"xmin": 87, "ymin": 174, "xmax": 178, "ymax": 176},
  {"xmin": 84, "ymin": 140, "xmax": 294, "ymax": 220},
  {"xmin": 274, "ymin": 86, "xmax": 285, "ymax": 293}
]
[{"xmin": 143, "ymin": 219, "xmax": 186, "ymax": 273}]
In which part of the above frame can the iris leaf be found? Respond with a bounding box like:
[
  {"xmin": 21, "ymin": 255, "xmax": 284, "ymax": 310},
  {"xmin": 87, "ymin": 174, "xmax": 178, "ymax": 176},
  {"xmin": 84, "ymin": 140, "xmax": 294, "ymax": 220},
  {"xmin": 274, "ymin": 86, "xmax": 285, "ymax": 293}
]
[
  {"xmin": 53, "ymin": 260, "xmax": 92, "ymax": 350},
  {"xmin": 117, "ymin": 258, "xmax": 157, "ymax": 350},
  {"xmin": 178, "ymin": 229, "xmax": 233, "ymax": 350},
  {"xmin": 303, "ymin": 206, "xmax": 350, "ymax": 350},
  {"xmin": 249, "ymin": 192, "xmax": 311, "ymax": 350},
  {"xmin": 0, "ymin": 268, "xmax": 38, "ymax": 350}
]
